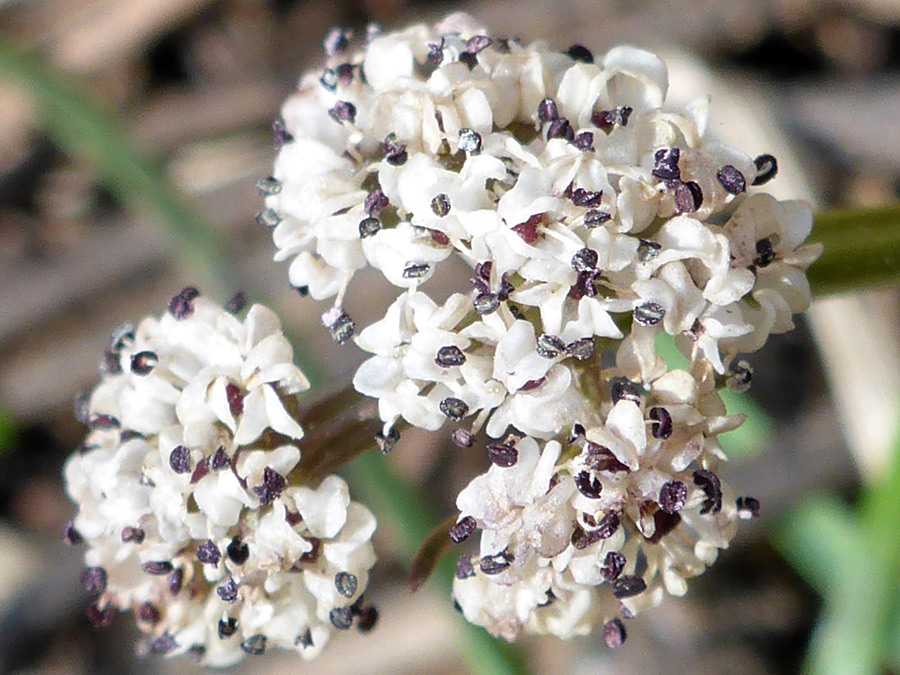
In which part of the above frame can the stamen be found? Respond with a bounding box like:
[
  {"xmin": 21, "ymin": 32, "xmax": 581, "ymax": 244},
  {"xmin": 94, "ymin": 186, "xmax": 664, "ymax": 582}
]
[{"xmin": 449, "ymin": 516, "xmax": 477, "ymax": 544}]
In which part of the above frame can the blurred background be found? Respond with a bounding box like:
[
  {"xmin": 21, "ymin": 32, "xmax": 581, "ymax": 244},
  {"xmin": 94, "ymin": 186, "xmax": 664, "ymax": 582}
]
[{"xmin": 1, "ymin": 0, "xmax": 899, "ymax": 673}]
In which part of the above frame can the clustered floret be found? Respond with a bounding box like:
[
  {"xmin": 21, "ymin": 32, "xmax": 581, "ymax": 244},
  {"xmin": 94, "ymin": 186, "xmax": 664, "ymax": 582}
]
[
  {"xmin": 64, "ymin": 291, "xmax": 377, "ymax": 666},
  {"xmin": 259, "ymin": 12, "xmax": 820, "ymax": 645}
]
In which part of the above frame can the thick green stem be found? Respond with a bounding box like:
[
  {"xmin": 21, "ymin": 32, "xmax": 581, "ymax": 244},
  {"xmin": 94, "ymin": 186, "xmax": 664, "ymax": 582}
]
[{"xmin": 808, "ymin": 204, "xmax": 900, "ymax": 295}]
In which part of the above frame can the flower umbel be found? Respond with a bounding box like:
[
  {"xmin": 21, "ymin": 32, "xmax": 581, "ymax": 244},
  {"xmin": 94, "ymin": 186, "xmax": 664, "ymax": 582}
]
[
  {"xmin": 64, "ymin": 290, "xmax": 377, "ymax": 666},
  {"xmin": 259, "ymin": 12, "xmax": 821, "ymax": 646}
]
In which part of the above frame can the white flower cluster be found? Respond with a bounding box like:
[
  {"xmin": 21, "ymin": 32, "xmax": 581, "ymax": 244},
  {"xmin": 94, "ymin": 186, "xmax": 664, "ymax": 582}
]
[
  {"xmin": 451, "ymin": 361, "xmax": 751, "ymax": 642},
  {"xmin": 64, "ymin": 290, "xmax": 377, "ymax": 666},
  {"xmin": 259, "ymin": 13, "xmax": 821, "ymax": 646}
]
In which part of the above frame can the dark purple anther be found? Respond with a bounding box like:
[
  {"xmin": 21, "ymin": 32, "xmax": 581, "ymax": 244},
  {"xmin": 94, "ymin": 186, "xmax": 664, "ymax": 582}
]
[
  {"xmin": 322, "ymin": 307, "xmax": 355, "ymax": 344},
  {"xmin": 211, "ymin": 446, "xmax": 229, "ymax": 471},
  {"xmin": 717, "ymin": 165, "xmax": 746, "ymax": 194},
  {"xmin": 456, "ymin": 555, "xmax": 475, "ymax": 579},
  {"xmin": 578, "ymin": 212, "xmax": 610, "ymax": 233},
  {"xmin": 138, "ymin": 602, "xmax": 161, "ymax": 624},
  {"xmin": 383, "ymin": 133, "xmax": 408, "ymax": 165},
  {"xmin": 479, "ymin": 550, "xmax": 513, "ymax": 575},
  {"xmin": 566, "ymin": 337, "xmax": 595, "ymax": 361},
  {"xmin": 512, "ymin": 213, "xmax": 542, "ymax": 243},
  {"xmin": 536, "ymin": 334, "xmax": 565, "ymax": 359},
  {"xmin": 359, "ymin": 217, "xmax": 382, "ymax": 238},
  {"xmin": 459, "ymin": 51, "xmax": 479, "ymax": 70},
  {"xmin": 633, "ymin": 301, "xmax": 666, "ymax": 326},
  {"xmin": 335, "ymin": 571, "xmax": 358, "ymax": 598},
  {"xmin": 227, "ymin": 536, "xmax": 250, "ymax": 565},
  {"xmin": 466, "ymin": 35, "xmax": 493, "ymax": 53},
  {"xmin": 674, "ymin": 181, "xmax": 703, "ymax": 214},
  {"xmin": 225, "ymin": 383, "xmax": 244, "ymax": 417},
  {"xmin": 537, "ymin": 98, "xmax": 559, "ymax": 123},
  {"xmin": 324, "ymin": 27, "xmax": 351, "ymax": 56},
  {"xmin": 571, "ymin": 248, "xmax": 599, "ymax": 272},
  {"xmin": 573, "ymin": 132, "xmax": 595, "ymax": 152},
  {"xmin": 427, "ymin": 40, "xmax": 444, "ymax": 65},
  {"xmin": 637, "ymin": 239, "xmax": 661, "ymax": 261},
  {"xmin": 255, "ymin": 176, "xmax": 282, "ymax": 196},
  {"xmin": 130, "ymin": 351, "xmax": 158, "ymax": 375},
  {"xmin": 328, "ymin": 101, "xmax": 357, "ymax": 124},
  {"xmin": 142, "ymin": 561, "xmax": 173, "ymax": 575},
  {"xmin": 169, "ymin": 445, "xmax": 191, "ymax": 474},
  {"xmin": 547, "ymin": 118, "xmax": 574, "ymax": 141},
  {"xmin": 487, "ymin": 443, "xmax": 518, "ymax": 468},
  {"xmin": 364, "ymin": 189, "xmax": 389, "ymax": 215},
  {"xmin": 611, "ymin": 380, "xmax": 641, "ymax": 405},
  {"xmin": 168, "ymin": 286, "xmax": 200, "ymax": 320},
  {"xmin": 253, "ymin": 466, "xmax": 287, "ymax": 506},
  {"xmin": 330, "ymin": 607, "xmax": 353, "ymax": 630},
  {"xmin": 600, "ymin": 551, "xmax": 626, "ymax": 581},
  {"xmin": 570, "ymin": 188, "xmax": 604, "ymax": 207},
  {"xmin": 458, "ymin": 128, "xmax": 482, "ymax": 153},
  {"xmin": 520, "ymin": 377, "xmax": 546, "ymax": 391},
  {"xmin": 611, "ymin": 575, "xmax": 647, "ymax": 599},
  {"xmin": 357, "ymin": 606, "xmax": 379, "ymax": 632},
  {"xmin": 566, "ymin": 44, "xmax": 594, "ymax": 63},
  {"xmin": 649, "ymin": 407, "xmax": 673, "ymax": 439},
  {"xmin": 218, "ymin": 617, "xmax": 238, "ymax": 639},
  {"xmin": 241, "ymin": 634, "xmax": 267, "ymax": 655},
  {"xmin": 451, "ymin": 428, "xmax": 475, "ymax": 448},
  {"xmin": 150, "ymin": 634, "xmax": 178, "ymax": 655},
  {"xmin": 336, "ymin": 65, "xmax": 354, "ymax": 87},
  {"xmin": 727, "ymin": 360, "xmax": 753, "ymax": 393},
  {"xmin": 87, "ymin": 603, "xmax": 115, "ymax": 629},
  {"xmin": 169, "ymin": 568, "xmax": 183, "ymax": 595},
  {"xmin": 659, "ymin": 481, "xmax": 687, "ymax": 514},
  {"xmin": 736, "ymin": 496, "xmax": 761, "ymax": 519},
  {"xmin": 651, "ymin": 147, "xmax": 681, "ymax": 181},
  {"xmin": 754, "ymin": 238, "xmax": 776, "ymax": 268},
  {"xmin": 604, "ymin": 618, "xmax": 627, "ymax": 648},
  {"xmin": 435, "ymin": 345, "xmax": 466, "ymax": 367},
  {"xmin": 217, "ymin": 578, "xmax": 239, "ymax": 603},
  {"xmin": 197, "ymin": 539, "xmax": 222, "ymax": 565},
  {"xmin": 449, "ymin": 516, "xmax": 477, "ymax": 544},
  {"xmin": 190, "ymin": 455, "xmax": 210, "ymax": 484},
  {"xmin": 88, "ymin": 413, "xmax": 120, "ymax": 430},
  {"xmin": 647, "ymin": 509, "xmax": 681, "ymax": 544},
  {"xmin": 693, "ymin": 469, "xmax": 723, "ymax": 514},
  {"xmin": 440, "ymin": 397, "xmax": 469, "ymax": 421},
  {"xmin": 121, "ymin": 526, "xmax": 145, "ymax": 543},
  {"xmin": 272, "ymin": 118, "xmax": 293, "ymax": 148},
  {"xmin": 256, "ymin": 208, "xmax": 280, "ymax": 228},
  {"xmin": 63, "ymin": 521, "xmax": 83, "ymax": 545},
  {"xmin": 473, "ymin": 293, "xmax": 500, "ymax": 315},
  {"xmin": 402, "ymin": 262, "xmax": 431, "ymax": 279},
  {"xmin": 752, "ymin": 154, "xmax": 778, "ymax": 185},
  {"xmin": 575, "ymin": 471, "xmax": 602, "ymax": 499},
  {"xmin": 295, "ymin": 628, "xmax": 314, "ymax": 648},
  {"xmin": 375, "ymin": 426, "xmax": 400, "ymax": 455},
  {"xmin": 80, "ymin": 567, "xmax": 107, "ymax": 596},
  {"xmin": 431, "ymin": 193, "xmax": 451, "ymax": 217},
  {"xmin": 225, "ymin": 291, "xmax": 247, "ymax": 315}
]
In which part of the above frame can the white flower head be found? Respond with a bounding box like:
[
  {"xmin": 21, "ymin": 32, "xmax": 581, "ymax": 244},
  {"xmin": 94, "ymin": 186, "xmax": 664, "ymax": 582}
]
[{"xmin": 64, "ymin": 290, "xmax": 377, "ymax": 666}]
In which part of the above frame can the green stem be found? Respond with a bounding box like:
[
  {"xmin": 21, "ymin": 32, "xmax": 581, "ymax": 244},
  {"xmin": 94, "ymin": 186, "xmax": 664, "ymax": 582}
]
[{"xmin": 808, "ymin": 204, "xmax": 900, "ymax": 295}]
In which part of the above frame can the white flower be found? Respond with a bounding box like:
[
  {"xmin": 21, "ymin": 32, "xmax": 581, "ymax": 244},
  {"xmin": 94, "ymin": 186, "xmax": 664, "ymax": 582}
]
[{"xmin": 64, "ymin": 290, "xmax": 377, "ymax": 666}]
